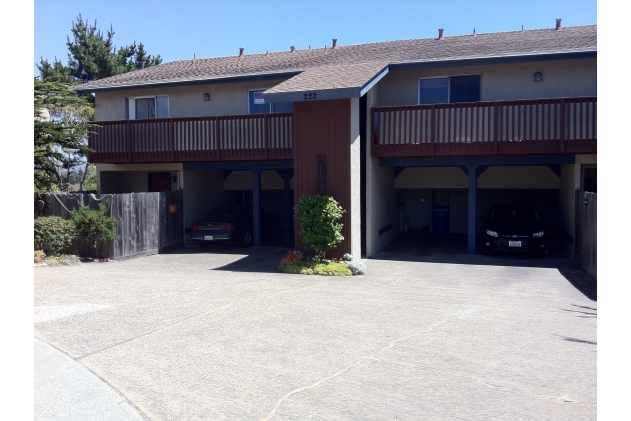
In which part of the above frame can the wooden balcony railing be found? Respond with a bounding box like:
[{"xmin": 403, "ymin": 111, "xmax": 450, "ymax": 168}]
[
  {"xmin": 88, "ymin": 113, "xmax": 293, "ymax": 163},
  {"xmin": 371, "ymin": 97, "xmax": 596, "ymax": 158}
]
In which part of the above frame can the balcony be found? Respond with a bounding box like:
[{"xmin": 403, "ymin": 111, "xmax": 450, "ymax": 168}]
[
  {"xmin": 371, "ymin": 97, "xmax": 596, "ymax": 158},
  {"xmin": 88, "ymin": 113, "xmax": 293, "ymax": 163}
]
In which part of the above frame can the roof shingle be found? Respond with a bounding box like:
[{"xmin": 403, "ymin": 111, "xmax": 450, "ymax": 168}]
[{"xmin": 74, "ymin": 25, "xmax": 596, "ymax": 92}]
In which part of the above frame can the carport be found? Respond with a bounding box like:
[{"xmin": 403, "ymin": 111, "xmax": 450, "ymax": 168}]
[
  {"xmin": 380, "ymin": 154, "xmax": 576, "ymax": 254},
  {"xmin": 182, "ymin": 161, "xmax": 293, "ymax": 247}
]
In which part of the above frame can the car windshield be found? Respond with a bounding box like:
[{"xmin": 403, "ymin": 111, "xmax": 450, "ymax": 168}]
[
  {"xmin": 204, "ymin": 207, "xmax": 248, "ymax": 219},
  {"xmin": 490, "ymin": 205, "xmax": 539, "ymax": 224}
]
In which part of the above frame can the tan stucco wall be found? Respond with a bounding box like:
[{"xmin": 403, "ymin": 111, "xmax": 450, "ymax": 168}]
[
  {"xmin": 557, "ymin": 154, "xmax": 597, "ymax": 257},
  {"xmin": 395, "ymin": 166, "xmax": 560, "ymax": 190},
  {"xmin": 478, "ymin": 166, "xmax": 560, "ymax": 189},
  {"xmin": 96, "ymin": 163, "xmax": 183, "ymax": 193},
  {"xmin": 395, "ymin": 167, "xmax": 468, "ymax": 189},
  {"xmin": 375, "ymin": 58, "xmax": 596, "ymax": 106},
  {"xmin": 365, "ymin": 89, "xmax": 399, "ymax": 257},
  {"xmin": 94, "ymin": 78, "xmax": 290, "ymax": 121}
]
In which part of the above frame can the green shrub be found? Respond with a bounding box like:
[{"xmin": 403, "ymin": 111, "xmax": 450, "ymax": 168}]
[
  {"xmin": 34, "ymin": 216, "xmax": 77, "ymax": 255},
  {"xmin": 70, "ymin": 204, "xmax": 116, "ymax": 257},
  {"xmin": 34, "ymin": 250, "xmax": 46, "ymax": 263},
  {"xmin": 294, "ymin": 195, "xmax": 345, "ymax": 258},
  {"xmin": 278, "ymin": 259, "xmax": 352, "ymax": 276}
]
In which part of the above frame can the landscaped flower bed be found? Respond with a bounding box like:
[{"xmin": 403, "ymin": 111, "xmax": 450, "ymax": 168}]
[{"xmin": 278, "ymin": 250, "xmax": 366, "ymax": 276}]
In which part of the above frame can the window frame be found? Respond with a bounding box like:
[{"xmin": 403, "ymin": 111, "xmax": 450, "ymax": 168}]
[
  {"xmin": 126, "ymin": 95, "xmax": 170, "ymax": 120},
  {"xmin": 248, "ymin": 89, "xmax": 293, "ymax": 114},
  {"xmin": 417, "ymin": 74, "xmax": 482, "ymax": 105},
  {"xmin": 248, "ymin": 89, "xmax": 272, "ymax": 114}
]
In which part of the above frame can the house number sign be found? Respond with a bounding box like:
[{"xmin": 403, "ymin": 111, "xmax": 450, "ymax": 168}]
[{"xmin": 303, "ymin": 92, "xmax": 318, "ymax": 100}]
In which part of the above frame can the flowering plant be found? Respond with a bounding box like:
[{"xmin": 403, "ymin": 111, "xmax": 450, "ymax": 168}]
[{"xmin": 281, "ymin": 249, "xmax": 303, "ymax": 263}]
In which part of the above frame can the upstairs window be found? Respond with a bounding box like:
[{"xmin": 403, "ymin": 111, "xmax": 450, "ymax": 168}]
[
  {"xmin": 418, "ymin": 75, "xmax": 480, "ymax": 105},
  {"xmin": 248, "ymin": 90, "xmax": 293, "ymax": 114},
  {"xmin": 126, "ymin": 95, "xmax": 169, "ymax": 119}
]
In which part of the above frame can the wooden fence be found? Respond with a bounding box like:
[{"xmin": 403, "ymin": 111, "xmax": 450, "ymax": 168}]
[
  {"xmin": 34, "ymin": 191, "xmax": 184, "ymax": 260},
  {"xmin": 575, "ymin": 191, "xmax": 597, "ymax": 280}
]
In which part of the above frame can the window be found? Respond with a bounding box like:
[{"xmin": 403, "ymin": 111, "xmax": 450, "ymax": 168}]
[
  {"xmin": 125, "ymin": 95, "xmax": 169, "ymax": 119},
  {"xmin": 248, "ymin": 90, "xmax": 293, "ymax": 114},
  {"xmin": 418, "ymin": 75, "xmax": 480, "ymax": 105}
]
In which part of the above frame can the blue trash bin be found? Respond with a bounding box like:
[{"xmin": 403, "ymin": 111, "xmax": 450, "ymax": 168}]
[{"xmin": 433, "ymin": 207, "xmax": 450, "ymax": 235}]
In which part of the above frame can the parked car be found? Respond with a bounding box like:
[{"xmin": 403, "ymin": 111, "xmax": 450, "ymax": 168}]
[
  {"xmin": 190, "ymin": 205, "xmax": 281, "ymax": 248},
  {"xmin": 480, "ymin": 202, "xmax": 549, "ymax": 256}
]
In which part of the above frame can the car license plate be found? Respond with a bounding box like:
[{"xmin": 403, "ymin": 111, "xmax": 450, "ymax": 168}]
[
  {"xmin": 204, "ymin": 235, "xmax": 213, "ymax": 241},
  {"xmin": 509, "ymin": 241, "xmax": 521, "ymax": 247}
]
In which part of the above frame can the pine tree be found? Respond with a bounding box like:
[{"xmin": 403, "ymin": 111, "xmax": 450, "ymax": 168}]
[
  {"xmin": 34, "ymin": 78, "xmax": 94, "ymax": 191},
  {"xmin": 37, "ymin": 14, "xmax": 162, "ymax": 84}
]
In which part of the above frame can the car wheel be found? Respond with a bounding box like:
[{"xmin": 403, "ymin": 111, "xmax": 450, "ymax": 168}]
[{"xmin": 240, "ymin": 231, "xmax": 252, "ymax": 248}]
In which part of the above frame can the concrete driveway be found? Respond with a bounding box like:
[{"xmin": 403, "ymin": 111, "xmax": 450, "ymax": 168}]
[{"xmin": 34, "ymin": 247, "xmax": 596, "ymax": 420}]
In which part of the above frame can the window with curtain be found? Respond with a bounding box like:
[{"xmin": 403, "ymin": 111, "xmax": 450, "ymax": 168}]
[{"xmin": 125, "ymin": 95, "xmax": 169, "ymax": 119}]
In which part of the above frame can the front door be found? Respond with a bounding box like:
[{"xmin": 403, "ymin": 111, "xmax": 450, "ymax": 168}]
[{"xmin": 149, "ymin": 172, "xmax": 171, "ymax": 192}]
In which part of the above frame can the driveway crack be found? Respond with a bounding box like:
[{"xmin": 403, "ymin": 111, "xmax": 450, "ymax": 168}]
[{"xmin": 260, "ymin": 306, "xmax": 478, "ymax": 421}]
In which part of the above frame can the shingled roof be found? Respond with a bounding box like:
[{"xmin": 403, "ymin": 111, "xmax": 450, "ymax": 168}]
[{"xmin": 73, "ymin": 24, "xmax": 596, "ymax": 96}]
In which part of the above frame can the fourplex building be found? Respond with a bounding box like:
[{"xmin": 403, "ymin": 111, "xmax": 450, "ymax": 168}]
[{"xmin": 75, "ymin": 20, "xmax": 597, "ymax": 258}]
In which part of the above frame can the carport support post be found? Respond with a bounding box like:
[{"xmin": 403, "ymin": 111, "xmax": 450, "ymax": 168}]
[
  {"xmin": 252, "ymin": 169, "xmax": 261, "ymax": 247},
  {"xmin": 282, "ymin": 171, "xmax": 292, "ymax": 243},
  {"xmin": 467, "ymin": 164, "xmax": 478, "ymax": 255}
]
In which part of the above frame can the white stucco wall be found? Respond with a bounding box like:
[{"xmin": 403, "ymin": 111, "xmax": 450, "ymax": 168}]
[
  {"xmin": 375, "ymin": 58, "xmax": 596, "ymax": 107},
  {"xmin": 94, "ymin": 78, "xmax": 290, "ymax": 121},
  {"xmin": 365, "ymin": 89, "xmax": 399, "ymax": 257},
  {"xmin": 350, "ymin": 97, "xmax": 362, "ymax": 259}
]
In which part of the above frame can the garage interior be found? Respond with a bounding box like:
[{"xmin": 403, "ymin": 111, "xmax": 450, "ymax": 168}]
[{"xmin": 379, "ymin": 163, "xmax": 574, "ymax": 257}]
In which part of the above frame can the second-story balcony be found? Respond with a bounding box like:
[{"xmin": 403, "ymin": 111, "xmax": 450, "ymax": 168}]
[
  {"xmin": 371, "ymin": 97, "xmax": 596, "ymax": 158},
  {"xmin": 88, "ymin": 113, "xmax": 293, "ymax": 164}
]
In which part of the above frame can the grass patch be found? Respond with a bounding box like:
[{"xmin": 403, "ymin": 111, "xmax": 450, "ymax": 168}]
[{"xmin": 279, "ymin": 259, "xmax": 352, "ymax": 276}]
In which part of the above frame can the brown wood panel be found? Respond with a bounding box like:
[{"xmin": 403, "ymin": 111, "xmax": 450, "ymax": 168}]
[{"xmin": 293, "ymin": 99, "xmax": 352, "ymax": 256}]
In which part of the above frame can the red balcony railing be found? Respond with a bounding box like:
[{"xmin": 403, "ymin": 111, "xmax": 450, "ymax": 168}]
[
  {"xmin": 88, "ymin": 113, "xmax": 293, "ymax": 163},
  {"xmin": 371, "ymin": 97, "xmax": 596, "ymax": 158}
]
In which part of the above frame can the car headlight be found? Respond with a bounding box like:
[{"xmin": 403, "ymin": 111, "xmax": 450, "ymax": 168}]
[
  {"xmin": 486, "ymin": 230, "xmax": 498, "ymax": 238},
  {"xmin": 532, "ymin": 230, "xmax": 545, "ymax": 238}
]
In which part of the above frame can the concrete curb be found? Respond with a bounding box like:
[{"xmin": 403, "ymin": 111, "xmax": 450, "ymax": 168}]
[{"xmin": 34, "ymin": 338, "xmax": 146, "ymax": 421}]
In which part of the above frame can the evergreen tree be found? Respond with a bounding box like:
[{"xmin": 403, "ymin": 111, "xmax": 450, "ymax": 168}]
[
  {"xmin": 37, "ymin": 14, "xmax": 162, "ymax": 84},
  {"xmin": 34, "ymin": 78, "xmax": 94, "ymax": 191}
]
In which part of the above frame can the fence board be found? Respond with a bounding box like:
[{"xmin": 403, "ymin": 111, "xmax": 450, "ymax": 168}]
[
  {"xmin": 575, "ymin": 191, "xmax": 597, "ymax": 280},
  {"xmin": 34, "ymin": 192, "xmax": 183, "ymax": 260}
]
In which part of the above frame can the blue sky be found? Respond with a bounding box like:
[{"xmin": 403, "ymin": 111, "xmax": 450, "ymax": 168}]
[{"xmin": 34, "ymin": 0, "xmax": 597, "ymax": 76}]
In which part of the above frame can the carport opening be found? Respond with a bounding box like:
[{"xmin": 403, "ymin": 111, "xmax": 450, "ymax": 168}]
[
  {"xmin": 388, "ymin": 186, "xmax": 567, "ymax": 257},
  {"xmin": 223, "ymin": 170, "xmax": 294, "ymax": 247}
]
